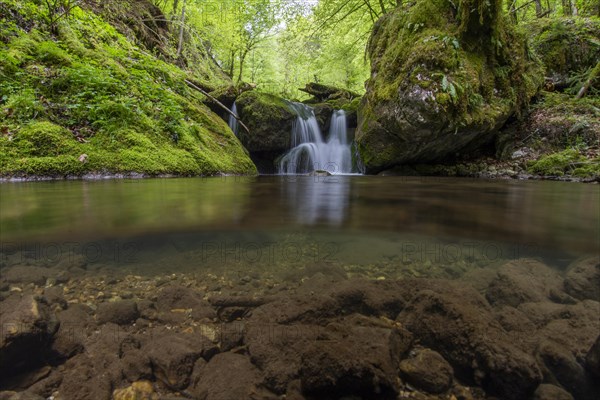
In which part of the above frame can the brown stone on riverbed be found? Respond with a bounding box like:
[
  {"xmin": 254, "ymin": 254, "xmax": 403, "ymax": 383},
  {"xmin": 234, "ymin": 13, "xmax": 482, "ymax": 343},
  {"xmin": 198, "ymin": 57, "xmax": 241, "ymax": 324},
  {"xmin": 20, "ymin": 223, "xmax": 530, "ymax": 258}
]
[
  {"xmin": 145, "ymin": 329, "xmax": 218, "ymax": 390},
  {"xmin": 485, "ymin": 259, "xmax": 568, "ymax": 307},
  {"xmin": 96, "ymin": 300, "xmax": 139, "ymax": 325},
  {"xmin": 398, "ymin": 282, "xmax": 542, "ymax": 400},
  {"xmin": 399, "ymin": 348, "xmax": 453, "ymax": 394},
  {"xmin": 189, "ymin": 352, "xmax": 265, "ymax": 400},
  {"xmin": 0, "ymin": 295, "xmax": 58, "ymax": 384},
  {"xmin": 564, "ymin": 257, "xmax": 600, "ymax": 301},
  {"xmin": 533, "ymin": 384, "xmax": 574, "ymax": 400},
  {"xmin": 1, "ymin": 266, "xmax": 51, "ymax": 286},
  {"xmin": 586, "ymin": 335, "xmax": 600, "ymax": 379}
]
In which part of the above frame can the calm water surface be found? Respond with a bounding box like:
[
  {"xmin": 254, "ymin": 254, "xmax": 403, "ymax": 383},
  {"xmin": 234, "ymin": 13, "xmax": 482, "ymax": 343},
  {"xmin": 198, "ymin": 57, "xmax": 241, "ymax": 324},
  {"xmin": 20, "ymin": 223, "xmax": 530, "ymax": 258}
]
[{"xmin": 1, "ymin": 176, "xmax": 598, "ymax": 276}]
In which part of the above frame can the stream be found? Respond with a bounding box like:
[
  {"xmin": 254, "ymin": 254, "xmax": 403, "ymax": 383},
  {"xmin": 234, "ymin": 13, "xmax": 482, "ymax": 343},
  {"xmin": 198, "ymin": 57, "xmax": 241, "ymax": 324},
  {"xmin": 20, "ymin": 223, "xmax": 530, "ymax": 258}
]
[{"xmin": 1, "ymin": 176, "xmax": 597, "ymax": 277}]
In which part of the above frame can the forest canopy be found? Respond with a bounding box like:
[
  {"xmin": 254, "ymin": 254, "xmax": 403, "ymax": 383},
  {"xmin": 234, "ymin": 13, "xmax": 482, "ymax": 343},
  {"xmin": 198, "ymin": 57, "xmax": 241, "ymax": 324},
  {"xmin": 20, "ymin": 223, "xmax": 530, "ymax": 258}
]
[{"xmin": 149, "ymin": 0, "xmax": 600, "ymax": 98}]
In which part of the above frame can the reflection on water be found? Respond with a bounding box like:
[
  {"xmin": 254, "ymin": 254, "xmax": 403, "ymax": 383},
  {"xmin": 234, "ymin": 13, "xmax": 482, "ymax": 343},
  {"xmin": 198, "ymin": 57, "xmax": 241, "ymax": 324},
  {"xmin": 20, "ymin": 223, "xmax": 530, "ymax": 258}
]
[
  {"xmin": 282, "ymin": 176, "xmax": 350, "ymax": 225},
  {"xmin": 0, "ymin": 176, "xmax": 598, "ymax": 268}
]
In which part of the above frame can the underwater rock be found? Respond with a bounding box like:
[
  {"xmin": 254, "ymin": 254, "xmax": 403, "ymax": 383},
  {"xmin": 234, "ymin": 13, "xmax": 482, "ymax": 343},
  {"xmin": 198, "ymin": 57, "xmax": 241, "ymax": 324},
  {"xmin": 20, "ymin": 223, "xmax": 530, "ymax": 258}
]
[
  {"xmin": 533, "ymin": 384, "xmax": 574, "ymax": 400},
  {"xmin": 146, "ymin": 331, "xmax": 214, "ymax": 390},
  {"xmin": 154, "ymin": 284, "xmax": 216, "ymax": 323},
  {"xmin": 96, "ymin": 300, "xmax": 139, "ymax": 326},
  {"xmin": 536, "ymin": 339, "xmax": 595, "ymax": 400},
  {"xmin": 398, "ymin": 283, "xmax": 542, "ymax": 399},
  {"xmin": 564, "ymin": 257, "xmax": 600, "ymax": 301},
  {"xmin": 1, "ymin": 266, "xmax": 51, "ymax": 286},
  {"xmin": 298, "ymin": 317, "xmax": 407, "ymax": 398},
  {"xmin": 398, "ymin": 348, "xmax": 453, "ymax": 394},
  {"xmin": 485, "ymin": 259, "xmax": 567, "ymax": 307},
  {"xmin": 58, "ymin": 353, "xmax": 113, "ymax": 400},
  {"xmin": 0, "ymin": 295, "xmax": 58, "ymax": 381},
  {"xmin": 50, "ymin": 305, "xmax": 92, "ymax": 360},
  {"xmin": 356, "ymin": 1, "xmax": 543, "ymax": 173},
  {"xmin": 120, "ymin": 350, "xmax": 153, "ymax": 383},
  {"xmin": 0, "ymin": 392, "xmax": 45, "ymax": 400},
  {"xmin": 586, "ymin": 335, "xmax": 600, "ymax": 379},
  {"xmin": 190, "ymin": 352, "xmax": 264, "ymax": 400}
]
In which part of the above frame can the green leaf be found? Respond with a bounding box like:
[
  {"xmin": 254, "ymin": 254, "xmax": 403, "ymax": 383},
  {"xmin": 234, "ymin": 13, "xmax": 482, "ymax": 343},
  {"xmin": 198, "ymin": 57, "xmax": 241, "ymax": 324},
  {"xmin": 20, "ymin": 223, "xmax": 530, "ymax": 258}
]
[{"xmin": 442, "ymin": 75, "xmax": 448, "ymax": 91}]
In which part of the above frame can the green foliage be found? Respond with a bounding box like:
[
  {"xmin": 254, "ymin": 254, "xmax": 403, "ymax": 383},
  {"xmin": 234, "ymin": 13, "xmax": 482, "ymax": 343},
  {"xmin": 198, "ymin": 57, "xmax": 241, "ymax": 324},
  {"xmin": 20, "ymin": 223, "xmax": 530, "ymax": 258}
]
[
  {"xmin": 526, "ymin": 17, "xmax": 600, "ymax": 78},
  {"xmin": 3, "ymin": 89, "xmax": 44, "ymax": 121}
]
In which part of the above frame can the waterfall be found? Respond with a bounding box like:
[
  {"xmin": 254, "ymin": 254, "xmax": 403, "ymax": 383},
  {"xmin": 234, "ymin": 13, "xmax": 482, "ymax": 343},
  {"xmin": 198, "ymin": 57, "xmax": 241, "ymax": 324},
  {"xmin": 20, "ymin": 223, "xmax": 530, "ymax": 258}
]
[
  {"xmin": 278, "ymin": 103, "xmax": 357, "ymax": 175},
  {"xmin": 228, "ymin": 102, "xmax": 239, "ymax": 137}
]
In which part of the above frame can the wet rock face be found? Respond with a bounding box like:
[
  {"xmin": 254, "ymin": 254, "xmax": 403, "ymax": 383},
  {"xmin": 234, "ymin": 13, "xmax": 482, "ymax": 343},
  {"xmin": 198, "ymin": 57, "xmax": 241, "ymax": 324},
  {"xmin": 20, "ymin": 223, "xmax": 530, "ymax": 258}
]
[
  {"xmin": 235, "ymin": 91, "xmax": 295, "ymax": 154},
  {"xmin": 234, "ymin": 91, "xmax": 297, "ymax": 173},
  {"xmin": 356, "ymin": 1, "xmax": 543, "ymax": 173}
]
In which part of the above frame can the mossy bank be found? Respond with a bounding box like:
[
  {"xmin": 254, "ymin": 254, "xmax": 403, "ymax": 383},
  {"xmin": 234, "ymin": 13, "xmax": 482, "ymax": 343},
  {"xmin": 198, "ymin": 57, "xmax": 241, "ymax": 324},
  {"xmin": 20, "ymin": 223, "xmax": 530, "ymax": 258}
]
[{"xmin": 0, "ymin": 0, "xmax": 257, "ymax": 178}]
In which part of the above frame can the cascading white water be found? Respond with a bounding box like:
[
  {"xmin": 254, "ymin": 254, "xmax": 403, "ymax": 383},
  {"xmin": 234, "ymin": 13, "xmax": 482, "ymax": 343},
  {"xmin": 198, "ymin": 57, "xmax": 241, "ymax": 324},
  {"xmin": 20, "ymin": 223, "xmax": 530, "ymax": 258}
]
[
  {"xmin": 228, "ymin": 102, "xmax": 239, "ymax": 137},
  {"xmin": 278, "ymin": 103, "xmax": 357, "ymax": 174}
]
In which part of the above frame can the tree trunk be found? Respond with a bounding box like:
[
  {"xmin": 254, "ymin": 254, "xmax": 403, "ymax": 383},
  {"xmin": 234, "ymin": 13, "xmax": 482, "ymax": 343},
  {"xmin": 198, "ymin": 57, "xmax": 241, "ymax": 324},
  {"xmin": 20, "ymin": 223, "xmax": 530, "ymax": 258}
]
[
  {"xmin": 237, "ymin": 48, "xmax": 248, "ymax": 84},
  {"xmin": 228, "ymin": 49, "xmax": 236, "ymax": 78},
  {"xmin": 562, "ymin": 0, "xmax": 572, "ymax": 16},
  {"xmin": 176, "ymin": 0, "xmax": 186, "ymax": 58},
  {"xmin": 507, "ymin": 0, "xmax": 518, "ymax": 24},
  {"xmin": 534, "ymin": 0, "xmax": 542, "ymax": 16}
]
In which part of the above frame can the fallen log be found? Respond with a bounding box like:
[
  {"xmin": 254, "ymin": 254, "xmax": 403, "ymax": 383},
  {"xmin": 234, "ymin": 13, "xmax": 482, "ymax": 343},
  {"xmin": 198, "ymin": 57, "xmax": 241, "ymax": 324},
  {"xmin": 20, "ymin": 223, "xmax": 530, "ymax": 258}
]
[
  {"xmin": 185, "ymin": 79, "xmax": 251, "ymax": 135},
  {"xmin": 298, "ymin": 82, "xmax": 360, "ymax": 101}
]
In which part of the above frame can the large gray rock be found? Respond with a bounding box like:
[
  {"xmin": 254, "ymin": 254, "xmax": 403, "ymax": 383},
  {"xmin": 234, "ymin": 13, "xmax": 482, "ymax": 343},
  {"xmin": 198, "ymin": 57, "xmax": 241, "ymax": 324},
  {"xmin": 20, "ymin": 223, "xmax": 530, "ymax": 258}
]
[
  {"xmin": 356, "ymin": 1, "xmax": 542, "ymax": 173},
  {"xmin": 235, "ymin": 91, "xmax": 297, "ymax": 173},
  {"xmin": 236, "ymin": 92, "xmax": 294, "ymax": 152}
]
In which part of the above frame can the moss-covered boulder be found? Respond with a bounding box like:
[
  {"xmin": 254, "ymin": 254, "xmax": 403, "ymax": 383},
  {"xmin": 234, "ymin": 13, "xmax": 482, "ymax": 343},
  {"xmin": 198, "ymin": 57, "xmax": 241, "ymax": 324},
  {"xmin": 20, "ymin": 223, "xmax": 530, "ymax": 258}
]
[
  {"xmin": 356, "ymin": 0, "xmax": 543, "ymax": 173},
  {"xmin": 235, "ymin": 91, "xmax": 296, "ymax": 172},
  {"xmin": 526, "ymin": 17, "xmax": 600, "ymax": 91},
  {"xmin": 312, "ymin": 97, "xmax": 361, "ymax": 133}
]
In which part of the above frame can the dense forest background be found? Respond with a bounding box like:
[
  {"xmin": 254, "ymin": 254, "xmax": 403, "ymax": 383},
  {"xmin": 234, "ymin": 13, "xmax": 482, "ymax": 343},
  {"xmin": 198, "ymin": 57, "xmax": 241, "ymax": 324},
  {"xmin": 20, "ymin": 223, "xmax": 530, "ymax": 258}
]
[{"xmin": 154, "ymin": 0, "xmax": 599, "ymax": 97}]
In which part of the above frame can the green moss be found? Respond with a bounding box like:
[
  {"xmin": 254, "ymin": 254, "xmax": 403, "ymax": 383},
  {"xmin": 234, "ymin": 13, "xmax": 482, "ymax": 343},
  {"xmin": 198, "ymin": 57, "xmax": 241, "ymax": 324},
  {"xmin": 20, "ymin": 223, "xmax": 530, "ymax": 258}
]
[
  {"xmin": 0, "ymin": 0, "xmax": 257, "ymax": 178},
  {"xmin": 36, "ymin": 40, "xmax": 72, "ymax": 66},
  {"xmin": 15, "ymin": 121, "xmax": 77, "ymax": 156},
  {"xmin": 527, "ymin": 148, "xmax": 600, "ymax": 177}
]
